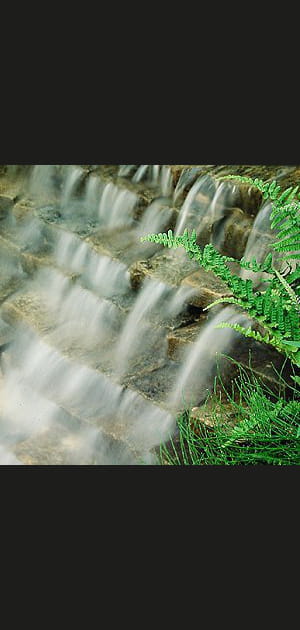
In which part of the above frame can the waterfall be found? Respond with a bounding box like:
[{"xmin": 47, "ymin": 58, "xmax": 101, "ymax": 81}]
[
  {"xmin": 1, "ymin": 164, "xmax": 280, "ymax": 465},
  {"xmin": 169, "ymin": 306, "xmax": 250, "ymax": 410},
  {"xmin": 61, "ymin": 166, "xmax": 84, "ymax": 211},
  {"xmin": 98, "ymin": 182, "xmax": 138, "ymax": 228},
  {"xmin": 175, "ymin": 175, "xmax": 214, "ymax": 236},
  {"xmin": 240, "ymin": 201, "xmax": 277, "ymax": 286},
  {"xmin": 28, "ymin": 165, "xmax": 57, "ymax": 200}
]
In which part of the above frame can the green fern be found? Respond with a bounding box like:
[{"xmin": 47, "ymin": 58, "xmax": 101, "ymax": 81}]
[
  {"xmin": 219, "ymin": 174, "xmax": 300, "ymax": 262},
  {"xmin": 141, "ymin": 176, "xmax": 300, "ymax": 368}
]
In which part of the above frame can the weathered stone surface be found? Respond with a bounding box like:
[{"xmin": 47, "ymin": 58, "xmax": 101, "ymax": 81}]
[
  {"xmin": 129, "ymin": 250, "xmax": 200, "ymax": 291},
  {"xmin": 0, "ymin": 195, "xmax": 15, "ymax": 220},
  {"xmin": 0, "ymin": 319, "xmax": 15, "ymax": 348},
  {"xmin": 181, "ymin": 267, "xmax": 232, "ymax": 309},
  {"xmin": 219, "ymin": 208, "xmax": 253, "ymax": 259},
  {"xmin": 1, "ymin": 164, "xmax": 299, "ymax": 465},
  {"xmin": 167, "ymin": 319, "xmax": 206, "ymax": 361}
]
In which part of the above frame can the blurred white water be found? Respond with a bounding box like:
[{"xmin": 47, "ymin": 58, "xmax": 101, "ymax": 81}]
[
  {"xmin": 240, "ymin": 201, "xmax": 279, "ymax": 286},
  {"xmin": 131, "ymin": 165, "xmax": 173, "ymax": 197},
  {"xmin": 175, "ymin": 175, "xmax": 214, "ymax": 236},
  {"xmin": 54, "ymin": 230, "xmax": 130, "ymax": 296},
  {"xmin": 28, "ymin": 165, "xmax": 57, "ymax": 200},
  {"xmin": 137, "ymin": 199, "xmax": 173, "ymax": 238},
  {"xmin": 98, "ymin": 182, "xmax": 138, "ymax": 228},
  {"xmin": 1, "ymin": 164, "xmax": 269, "ymax": 465},
  {"xmin": 0, "ymin": 324, "xmax": 173, "ymax": 463},
  {"xmin": 61, "ymin": 166, "xmax": 84, "ymax": 210},
  {"xmin": 169, "ymin": 306, "xmax": 250, "ymax": 410},
  {"xmin": 114, "ymin": 278, "xmax": 195, "ymax": 377}
]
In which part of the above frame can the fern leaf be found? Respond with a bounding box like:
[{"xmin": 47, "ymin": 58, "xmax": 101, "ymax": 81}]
[{"xmin": 273, "ymin": 270, "xmax": 300, "ymax": 312}]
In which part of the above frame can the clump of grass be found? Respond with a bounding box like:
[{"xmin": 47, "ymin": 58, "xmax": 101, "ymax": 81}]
[{"xmin": 160, "ymin": 361, "xmax": 300, "ymax": 465}]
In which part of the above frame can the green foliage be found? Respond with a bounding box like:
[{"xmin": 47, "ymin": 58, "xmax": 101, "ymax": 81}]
[
  {"xmin": 141, "ymin": 176, "xmax": 300, "ymax": 367},
  {"xmin": 219, "ymin": 174, "xmax": 300, "ymax": 262},
  {"xmin": 160, "ymin": 363, "xmax": 300, "ymax": 465}
]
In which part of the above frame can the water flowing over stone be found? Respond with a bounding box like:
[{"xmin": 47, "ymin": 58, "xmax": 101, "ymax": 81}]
[
  {"xmin": 61, "ymin": 166, "xmax": 84, "ymax": 211},
  {"xmin": 240, "ymin": 201, "xmax": 278, "ymax": 285},
  {"xmin": 54, "ymin": 230, "xmax": 130, "ymax": 296},
  {"xmin": 1, "ymin": 163, "xmax": 291, "ymax": 464},
  {"xmin": 160, "ymin": 166, "xmax": 173, "ymax": 197},
  {"xmin": 169, "ymin": 306, "xmax": 250, "ymax": 410},
  {"xmin": 83, "ymin": 175, "xmax": 102, "ymax": 216},
  {"xmin": 118, "ymin": 165, "xmax": 136, "ymax": 178},
  {"xmin": 98, "ymin": 182, "xmax": 138, "ymax": 228},
  {"xmin": 137, "ymin": 199, "xmax": 173, "ymax": 237},
  {"xmin": 175, "ymin": 175, "xmax": 214, "ymax": 236},
  {"xmin": 131, "ymin": 165, "xmax": 173, "ymax": 196},
  {"xmin": 173, "ymin": 167, "xmax": 203, "ymax": 203},
  {"xmin": 28, "ymin": 165, "xmax": 57, "ymax": 200},
  {"xmin": 132, "ymin": 165, "xmax": 150, "ymax": 183},
  {"xmin": 114, "ymin": 279, "xmax": 171, "ymax": 377}
]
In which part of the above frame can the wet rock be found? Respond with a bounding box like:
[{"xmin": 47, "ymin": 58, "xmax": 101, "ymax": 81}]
[
  {"xmin": 130, "ymin": 260, "xmax": 150, "ymax": 290},
  {"xmin": 129, "ymin": 250, "xmax": 200, "ymax": 291},
  {"xmin": 227, "ymin": 184, "xmax": 263, "ymax": 216},
  {"xmin": 190, "ymin": 401, "xmax": 237, "ymax": 430},
  {"xmin": 190, "ymin": 407, "xmax": 220, "ymax": 429},
  {"xmin": 167, "ymin": 320, "xmax": 206, "ymax": 361},
  {"xmin": 0, "ymin": 195, "xmax": 15, "ymax": 220},
  {"xmin": 181, "ymin": 267, "xmax": 232, "ymax": 309},
  {"xmin": 0, "ymin": 319, "xmax": 15, "ymax": 349},
  {"xmin": 217, "ymin": 207, "xmax": 253, "ymax": 259}
]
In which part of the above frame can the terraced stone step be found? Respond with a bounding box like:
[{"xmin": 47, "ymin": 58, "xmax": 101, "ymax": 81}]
[
  {"xmin": 0, "ymin": 371, "xmax": 155, "ymax": 465},
  {"xmin": 11, "ymin": 423, "xmax": 150, "ymax": 465},
  {"xmin": 168, "ymin": 164, "xmax": 300, "ymax": 210},
  {"xmin": 0, "ymin": 284, "xmax": 177, "ymax": 406},
  {"xmin": 166, "ymin": 317, "xmax": 292, "ymax": 393},
  {"xmin": 129, "ymin": 250, "xmax": 232, "ymax": 310}
]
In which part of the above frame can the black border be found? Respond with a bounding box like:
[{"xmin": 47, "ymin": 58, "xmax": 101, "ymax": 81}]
[{"xmin": 2, "ymin": 91, "xmax": 299, "ymax": 166}]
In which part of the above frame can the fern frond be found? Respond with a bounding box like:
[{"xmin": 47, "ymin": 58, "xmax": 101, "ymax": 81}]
[
  {"xmin": 203, "ymin": 297, "xmax": 246, "ymax": 311},
  {"xmin": 273, "ymin": 269, "xmax": 300, "ymax": 313},
  {"xmin": 217, "ymin": 175, "xmax": 282, "ymax": 200},
  {"xmin": 239, "ymin": 252, "xmax": 273, "ymax": 274},
  {"xmin": 215, "ymin": 322, "xmax": 300, "ymax": 365},
  {"xmin": 141, "ymin": 208, "xmax": 300, "ymax": 366},
  {"xmin": 215, "ymin": 322, "xmax": 271, "ymax": 345}
]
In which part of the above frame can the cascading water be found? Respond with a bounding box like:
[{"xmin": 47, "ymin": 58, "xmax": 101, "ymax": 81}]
[
  {"xmin": 174, "ymin": 175, "xmax": 215, "ymax": 236},
  {"xmin": 169, "ymin": 306, "xmax": 250, "ymax": 410},
  {"xmin": 54, "ymin": 230, "xmax": 131, "ymax": 297},
  {"xmin": 98, "ymin": 182, "xmax": 138, "ymax": 228},
  {"xmin": 128, "ymin": 165, "xmax": 173, "ymax": 197},
  {"xmin": 28, "ymin": 165, "xmax": 58, "ymax": 201},
  {"xmin": 0, "ymin": 163, "xmax": 282, "ymax": 465},
  {"xmin": 114, "ymin": 277, "xmax": 196, "ymax": 378},
  {"xmin": 61, "ymin": 166, "xmax": 84, "ymax": 211},
  {"xmin": 83, "ymin": 175, "xmax": 102, "ymax": 217},
  {"xmin": 173, "ymin": 167, "xmax": 202, "ymax": 204},
  {"xmin": 136, "ymin": 199, "xmax": 173, "ymax": 237},
  {"xmin": 240, "ymin": 201, "xmax": 280, "ymax": 286},
  {"xmin": 0, "ymin": 164, "xmax": 190, "ymax": 464}
]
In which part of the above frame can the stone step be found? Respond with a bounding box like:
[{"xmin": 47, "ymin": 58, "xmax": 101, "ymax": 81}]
[
  {"xmin": 165, "ymin": 316, "xmax": 293, "ymax": 394},
  {"xmin": 168, "ymin": 164, "xmax": 300, "ymax": 213},
  {"xmin": 0, "ymin": 284, "xmax": 175, "ymax": 409},
  {"xmin": 0, "ymin": 275, "xmax": 190, "ymax": 409},
  {"xmin": 129, "ymin": 250, "xmax": 232, "ymax": 310},
  {"xmin": 1, "ymin": 186, "xmax": 173, "ymax": 285},
  {"xmin": 0, "ymin": 370, "xmax": 155, "ymax": 465},
  {"xmin": 11, "ymin": 423, "xmax": 153, "ymax": 465},
  {"xmin": 0, "ymin": 314, "xmax": 175, "ymax": 460}
]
